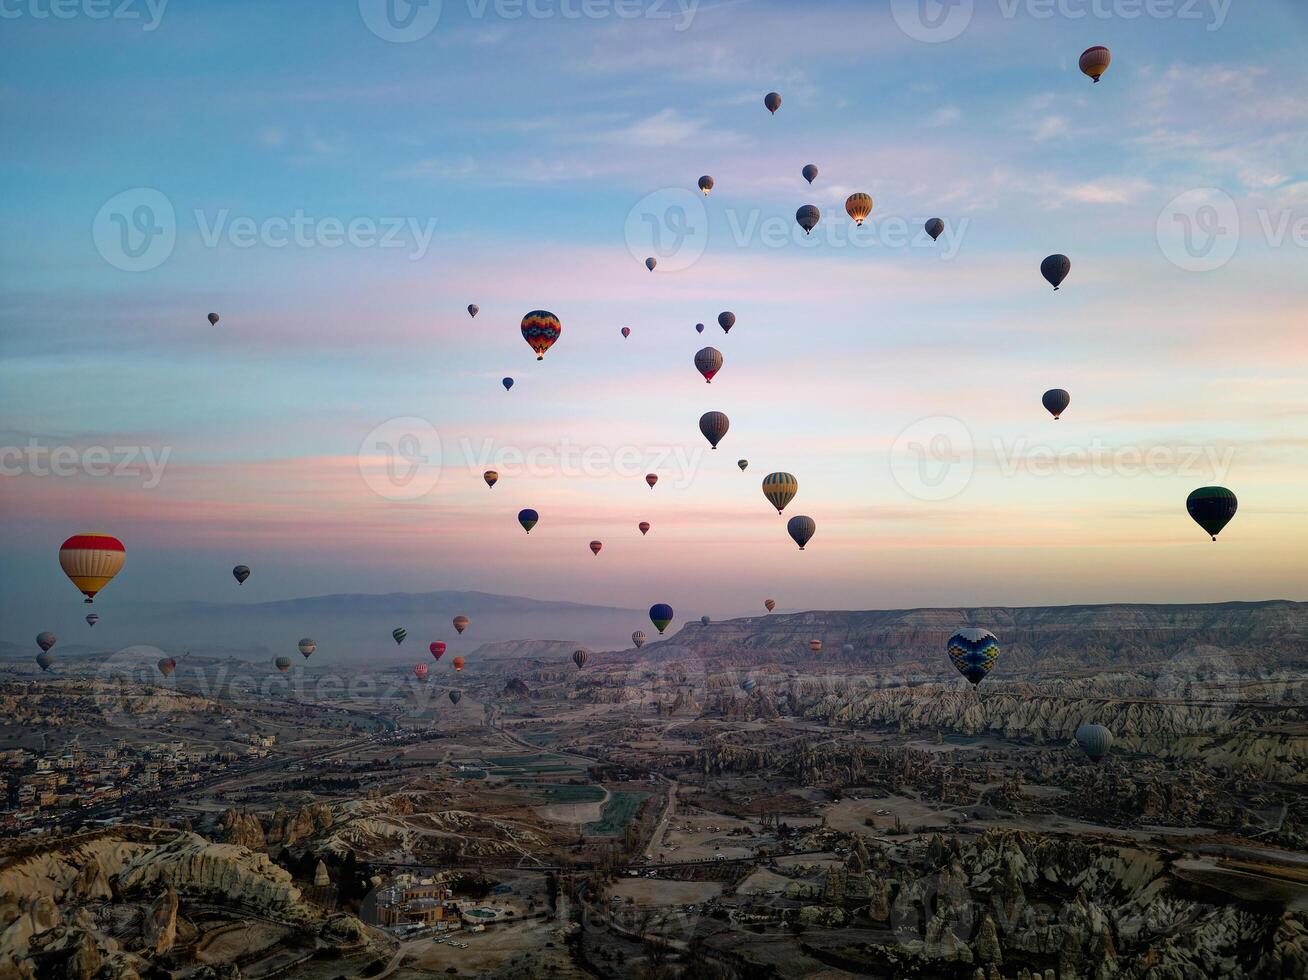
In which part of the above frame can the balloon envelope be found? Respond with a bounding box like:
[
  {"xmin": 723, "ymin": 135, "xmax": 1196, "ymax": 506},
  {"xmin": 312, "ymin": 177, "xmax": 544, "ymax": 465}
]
[
  {"xmin": 453, "ymin": 616, "xmax": 469, "ymax": 634},
  {"xmin": 449, "ymin": 689, "xmax": 462, "ymax": 704},
  {"xmin": 392, "ymin": 628, "xmax": 407, "ymax": 645},
  {"xmin": 1079, "ymin": 45, "xmax": 1111, "ymax": 82},
  {"xmin": 502, "ymin": 377, "xmax": 514, "ymax": 391},
  {"xmin": 795, "ymin": 205, "xmax": 820, "ymax": 234},
  {"xmin": 947, "ymin": 628, "xmax": 999, "ymax": 686},
  {"xmin": 737, "ymin": 460, "xmax": 748, "ymax": 471},
  {"xmin": 699, "ymin": 411, "xmax": 729, "ymax": 449},
  {"xmin": 638, "ymin": 521, "xmax": 650, "ymax": 535},
  {"xmin": 572, "ymin": 649, "xmax": 588, "ymax": 668},
  {"xmin": 299, "ymin": 638, "xmax": 317, "ymax": 657},
  {"xmin": 646, "ymin": 473, "xmax": 658, "ymax": 488},
  {"xmin": 59, "ymin": 533, "xmax": 125, "ymax": 603},
  {"xmin": 275, "ymin": 657, "xmax": 292, "ymax": 673},
  {"xmin": 1075, "ymin": 723, "xmax": 1113, "ymax": 761},
  {"xmin": 717, "ymin": 312, "xmax": 735, "ymax": 333},
  {"xmin": 1041, "ymin": 254, "xmax": 1071, "ymax": 290},
  {"xmin": 695, "ymin": 346, "xmax": 723, "ymax": 383},
  {"xmin": 808, "ymin": 639, "xmax": 823, "ymax": 654},
  {"xmin": 36, "ymin": 652, "xmax": 54, "ymax": 671},
  {"xmin": 430, "ymin": 641, "xmax": 446, "ymax": 659},
  {"xmin": 452, "ymin": 656, "xmax": 466, "ymax": 671},
  {"xmin": 698, "ymin": 175, "xmax": 714, "ymax": 195},
  {"xmin": 764, "ymin": 599, "xmax": 776, "ymax": 612},
  {"xmin": 413, "ymin": 663, "xmax": 428, "ymax": 680},
  {"xmin": 467, "ymin": 304, "xmax": 479, "ymax": 318},
  {"xmin": 207, "ymin": 313, "xmax": 219, "ymax": 326},
  {"xmin": 764, "ymin": 91, "xmax": 781, "ymax": 114},
  {"xmin": 85, "ymin": 613, "xmax": 99, "ymax": 627},
  {"xmin": 645, "ymin": 257, "xmax": 657, "ymax": 271},
  {"xmin": 695, "ymin": 323, "xmax": 704, "ymax": 334},
  {"xmin": 762, "ymin": 472, "xmax": 798, "ymax": 514},
  {"xmin": 1186, "ymin": 487, "xmax": 1237, "ymax": 540},
  {"xmin": 631, "ymin": 630, "xmax": 646, "ymax": 648},
  {"xmin": 157, "ymin": 657, "xmax": 177, "ymax": 678},
  {"xmin": 925, "ymin": 218, "xmax": 944, "ymax": 241},
  {"xmin": 649, "ymin": 603, "xmax": 674, "ymax": 634},
  {"xmin": 621, "ymin": 326, "xmax": 631, "ymax": 338},
  {"xmin": 232, "ymin": 565, "xmax": 250, "ymax": 584},
  {"xmin": 844, "ymin": 193, "xmax": 873, "ymax": 225},
  {"xmin": 521, "ymin": 310, "xmax": 561, "ymax": 360},
  {"xmin": 36, "ymin": 632, "xmax": 56, "ymax": 653},
  {"xmin": 589, "ymin": 540, "xmax": 603, "ymax": 556},
  {"xmin": 484, "ymin": 470, "xmax": 499, "ymax": 488},
  {"xmin": 787, "ymin": 515, "xmax": 816, "ymax": 550},
  {"xmin": 1042, "ymin": 389, "xmax": 1071, "ymax": 419},
  {"xmin": 802, "ymin": 164, "xmax": 818, "ymax": 184},
  {"xmin": 518, "ymin": 508, "xmax": 539, "ymax": 533}
]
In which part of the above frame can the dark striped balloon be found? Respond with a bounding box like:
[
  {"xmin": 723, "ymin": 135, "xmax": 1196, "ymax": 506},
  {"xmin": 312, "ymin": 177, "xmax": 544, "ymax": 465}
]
[
  {"xmin": 762, "ymin": 472, "xmax": 798, "ymax": 514},
  {"xmin": 1075, "ymin": 723, "xmax": 1113, "ymax": 762},
  {"xmin": 787, "ymin": 515, "xmax": 815, "ymax": 551},
  {"xmin": 694, "ymin": 347, "xmax": 723, "ymax": 383},
  {"xmin": 1041, "ymin": 254, "xmax": 1071, "ymax": 290},
  {"xmin": 796, "ymin": 205, "xmax": 820, "ymax": 235},
  {"xmin": 1186, "ymin": 487, "xmax": 1237, "ymax": 541},
  {"xmin": 1042, "ymin": 389, "xmax": 1070, "ymax": 419},
  {"xmin": 699, "ymin": 411, "xmax": 729, "ymax": 449}
]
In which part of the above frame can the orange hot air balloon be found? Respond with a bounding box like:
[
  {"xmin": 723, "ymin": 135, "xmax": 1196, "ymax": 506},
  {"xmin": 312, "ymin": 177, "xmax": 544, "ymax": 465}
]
[
  {"xmin": 452, "ymin": 656, "xmax": 466, "ymax": 672},
  {"xmin": 590, "ymin": 540, "xmax": 603, "ymax": 556},
  {"xmin": 646, "ymin": 473, "xmax": 658, "ymax": 489},
  {"xmin": 808, "ymin": 639, "xmax": 823, "ymax": 654},
  {"xmin": 453, "ymin": 615, "xmax": 469, "ymax": 634},
  {"xmin": 764, "ymin": 599, "xmax": 776, "ymax": 612},
  {"xmin": 845, "ymin": 193, "xmax": 873, "ymax": 225},
  {"xmin": 59, "ymin": 533, "xmax": 125, "ymax": 603},
  {"xmin": 414, "ymin": 662, "xmax": 429, "ymax": 680},
  {"xmin": 638, "ymin": 521, "xmax": 650, "ymax": 536},
  {"xmin": 1079, "ymin": 45, "xmax": 1111, "ymax": 83}
]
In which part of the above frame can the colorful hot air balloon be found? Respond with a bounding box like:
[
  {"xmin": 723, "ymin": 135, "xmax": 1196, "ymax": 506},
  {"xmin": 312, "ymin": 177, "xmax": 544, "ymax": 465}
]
[
  {"xmin": 207, "ymin": 312, "xmax": 220, "ymax": 326},
  {"xmin": 430, "ymin": 641, "xmax": 446, "ymax": 660},
  {"xmin": 1187, "ymin": 487, "xmax": 1238, "ymax": 541},
  {"xmin": 698, "ymin": 175, "xmax": 714, "ymax": 196},
  {"xmin": 695, "ymin": 323, "xmax": 705, "ymax": 334},
  {"xmin": 393, "ymin": 628, "xmax": 407, "ymax": 645},
  {"xmin": 453, "ymin": 615, "xmax": 469, "ymax": 634},
  {"xmin": 414, "ymin": 662, "xmax": 428, "ymax": 681},
  {"xmin": 787, "ymin": 515, "xmax": 815, "ymax": 551},
  {"xmin": 1042, "ymin": 389, "xmax": 1071, "ymax": 420},
  {"xmin": 737, "ymin": 459, "xmax": 748, "ymax": 472},
  {"xmin": 1079, "ymin": 45, "xmax": 1111, "ymax": 83},
  {"xmin": 741, "ymin": 677, "xmax": 757, "ymax": 694},
  {"xmin": 157, "ymin": 657, "xmax": 177, "ymax": 678},
  {"xmin": 85, "ymin": 613, "xmax": 99, "ymax": 627},
  {"xmin": 694, "ymin": 347, "xmax": 723, "ymax": 383},
  {"xmin": 36, "ymin": 632, "xmax": 56, "ymax": 653},
  {"xmin": 649, "ymin": 603, "xmax": 674, "ymax": 634},
  {"xmin": 518, "ymin": 509, "xmax": 539, "ymax": 533},
  {"xmin": 1075, "ymin": 723, "xmax": 1113, "ymax": 762},
  {"xmin": 449, "ymin": 689, "xmax": 462, "ymax": 704},
  {"xmin": 947, "ymin": 628, "xmax": 999, "ymax": 687},
  {"xmin": 589, "ymin": 540, "xmax": 603, "ymax": 557},
  {"xmin": 452, "ymin": 656, "xmax": 466, "ymax": 671},
  {"xmin": 802, "ymin": 164, "xmax": 818, "ymax": 184},
  {"xmin": 59, "ymin": 533, "xmax": 125, "ymax": 603},
  {"xmin": 762, "ymin": 472, "xmax": 798, "ymax": 514},
  {"xmin": 700, "ymin": 615, "xmax": 711, "ymax": 626},
  {"xmin": 1041, "ymin": 254, "xmax": 1070, "ymax": 290},
  {"xmin": 718, "ymin": 312, "xmax": 735, "ymax": 334},
  {"xmin": 484, "ymin": 470, "xmax": 499, "ymax": 488},
  {"xmin": 845, "ymin": 193, "xmax": 873, "ymax": 225},
  {"xmin": 36, "ymin": 651, "xmax": 54, "ymax": 672},
  {"xmin": 232, "ymin": 564, "xmax": 251, "ymax": 584},
  {"xmin": 631, "ymin": 630, "xmax": 646, "ymax": 649},
  {"xmin": 699, "ymin": 411, "xmax": 729, "ymax": 449},
  {"xmin": 299, "ymin": 638, "xmax": 317, "ymax": 658},
  {"xmin": 572, "ymin": 649, "xmax": 588, "ymax": 669},
  {"xmin": 764, "ymin": 91, "xmax": 781, "ymax": 114},
  {"xmin": 621, "ymin": 326, "xmax": 631, "ymax": 339},
  {"xmin": 468, "ymin": 304, "xmax": 479, "ymax": 318},
  {"xmin": 925, "ymin": 218, "xmax": 944, "ymax": 241},
  {"xmin": 764, "ymin": 599, "xmax": 776, "ymax": 612},
  {"xmin": 502, "ymin": 377, "xmax": 514, "ymax": 391},
  {"xmin": 645, "ymin": 257, "xmax": 657, "ymax": 271},
  {"xmin": 808, "ymin": 639, "xmax": 823, "ymax": 654},
  {"xmin": 795, "ymin": 205, "xmax": 820, "ymax": 235},
  {"xmin": 638, "ymin": 521, "xmax": 650, "ymax": 536},
  {"xmin": 521, "ymin": 310, "xmax": 561, "ymax": 360},
  {"xmin": 646, "ymin": 473, "xmax": 658, "ymax": 489},
  {"xmin": 275, "ymin": 656, "xmax": 293, "ymax": 673}
]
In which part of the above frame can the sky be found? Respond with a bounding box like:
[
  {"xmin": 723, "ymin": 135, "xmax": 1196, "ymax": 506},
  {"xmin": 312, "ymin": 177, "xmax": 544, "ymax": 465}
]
[{"xmin": 2, "ymin": 0, "xmax": 1307, "ymax": 641}]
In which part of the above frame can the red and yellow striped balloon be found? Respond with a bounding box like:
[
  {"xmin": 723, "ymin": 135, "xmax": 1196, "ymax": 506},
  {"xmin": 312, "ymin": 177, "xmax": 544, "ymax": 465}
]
[{"xmin": 59, "ymin": 533, "xmax": 125, "ymax": 603}]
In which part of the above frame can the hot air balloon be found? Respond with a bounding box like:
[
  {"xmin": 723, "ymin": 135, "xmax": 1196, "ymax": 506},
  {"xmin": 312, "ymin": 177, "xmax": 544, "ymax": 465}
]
[
  {"xmin": 452, "ymin": 656, "xmax": 466, "ymax": 672},
  {"xmin": 698, "ymin": 175, "xmax": 714, "ymax": 196},
  {"xmin": 449, "ymin": 689, "xmax": 462, "ymax": 704},
  {"xmin": 699, "ymin": 411, "xmax": 729, "ymax": 449},
  {"xmin": 275, "ymin": 656, "xmax": 292, "ymax": 673},
  {"xmin": 1041, "ymin": 254, "xmax": 1070, "ymax": 290},
  {"xmin": 521, "ymin": 310, "xmax": 561, "ymax": 360},
  {"xmin": 737, "ymin": 460, "xmax": 748, "ymax": 472},
  {"xmin": 646, "ymin": 473, "xmax": 658, "ymax": 489},
  {"xmin": 36, "ymin": 632, "xmax": 56, "ymax": 653},
  {"xmin": 59, "ymin": 533, "xmax": 125, "ymax": 603},
  {"xmin": 649, "ymin": 603, "xmax": 674, "ymax": 634},
  {"xmin": 925, "ymin": 218, "xmax": 944, "ymax": 241},
  {"xmin": 1075, "ymin": 723, "xmax": 1113, "ymax": 762},
  {"xmin": 393, "ymin": 628, "xmax": 407, "ymax": 645},
  {"xmin": 762, "ymin": 472, "xmax": 798, "ymax": 514},
  {"xmin": 468, "ymin": 304, "xmax": 479, "ymax": 318},
  {"xmin": 430, "ymin": 641, "xmax": 446, "ymax": 660},
  {"xmin": 502, "ymin": 377, "xmax": 514, "ymax": 391},
  {"xmin": 695, "ymin": 347, "xmax": 723, "ymax": 383},
  {"xmin": 787, "ymin": 515, "xmax": 815, "ymax": 551},
  {"xmin": 232, "ymin": 564, "xmax": 252, "ymax": 586},
  {"xmin": 700, "ymin": 615, "xmax": 711, "ymax": 626},
  {"xmin": 299, "ymin": 638, "xmax": 317, "ymax": 658},
  {"xmin": 453, "ymin": 616, "xmax": 469, "ymax": 635},
  {"xmin": 638, "ymin": 521, "xmax": 650, "ymax": 536},
  {"xmin": 842, "ymin": 643, "xmax": 856, "ymax": 656},
  {"xmin": 795, "ymin": 205, "xmax": 820, "ymax": 235},
  {"xmin": 1187, "ymin": 487, "xmax": 1238, "ymax": 541},
  {"xmin": 589, "ymin": 540, "xmax": 603, "ymax": 557},
  {"xmin": 946, "ymin": 628, "xmax": 999, "ymax": 687},
  {"xmin": 808, "ymin": 639, "xmax": 823, "ymax": 654},
  {"xmin": 484, "ymin": 470, "xmax": 499, "ymax": 489},
  {"xmin": 695, "ymin": 323, "xmax": 705, "ymax": 334},
  {"xmin": 157, "ymin": 657, "xmax": 177, "ymax": 678},
  {"xmin": 207, "ymin": 313, "xmax": 220, "ymax": 326},
  {"xmin": 85, "ymin": 613, "xmax": 99, "ymax": 627},
  {"xmin": 1079, "ymin": 45, "xmax": 1111, "ymax": 83},
  {"xmin": 518, "ymin": 509, "xmax": 539, "ymax": 533},
  {"xmin": 764, "ymin": 91, "xmax": 781, "ymax": 114},
  {"xmin": 414, "ymin": 662, "xmax": 428, "ymax": 681},
  {"xmin": 645, "ymin": 257, "xmax": 657, "ymax": 271},
  {"xmin": 741, "ymin": 677, "xmax": 757, "ymax": 694},
  {"xmin": 621, "ymin": 326, "xmax": 631, "ymax": 339},
  {"xmin": 764, "ymin": 599, "xmax": 776, "ymax": 612},
  {"xmin": 845, "ymin": 193, "xmax": 873, "ymax": 225},
  {"xmin": 36, "ymin": 652, "xmax": 54, "ymax": 672},
  {"xmin": 572, "ymin": 649, "xmax": 588, "ymax": 669},
  {"xmin": 1042, "ymin": 389, "xmax": 1070, "ymax": 420},
  {"xmin": 631, "ymin": 630, "xmax": 646, "ymax": 648},
  {"xmin": 802, "ymin": 164, "xmax": 818, "ymax": 184},
  {"xmin": 718, "ymin": 312, "xmax": 735, "ymax": 334}
]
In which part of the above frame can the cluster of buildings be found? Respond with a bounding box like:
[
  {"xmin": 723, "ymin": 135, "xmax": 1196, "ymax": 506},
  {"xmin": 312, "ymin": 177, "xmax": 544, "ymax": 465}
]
[{"xmin": 370, "ymin": 874, "xmax": 516, "ymax": 934}]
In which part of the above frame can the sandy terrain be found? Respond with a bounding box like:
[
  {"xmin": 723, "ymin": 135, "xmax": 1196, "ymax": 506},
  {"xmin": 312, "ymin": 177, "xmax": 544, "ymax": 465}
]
[
  {"xmin": 400, "ymin": 918, "xmax": 566, "ymax": 976},
  {"xmin": 609, "ymin": 878, "xmax": 722, "ymax": 907}
]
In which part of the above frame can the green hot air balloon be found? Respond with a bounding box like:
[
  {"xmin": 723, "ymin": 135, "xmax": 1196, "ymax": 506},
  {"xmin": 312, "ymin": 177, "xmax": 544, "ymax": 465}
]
[
  {"xmin": 699, "ymin": 411, "xmax": 729, "ymax": 449},
  {"xmin": 1075, "ymin": 723, "xmax": 1113, "ymax": 762},
  {"xmin": 518, "ymin": 508, "xmax": 539, "ymax": 533},
  {"xmin": 1187, "ymin": 487, "xmax": 1237, "ymax": 541},
  {"xmin": 392, "ymin": 628, "xmax": 407, "ymax": 645},
  {"xmin": 787, "ymin": 515, "xmax": 815, "ymax": 551},
  {"xmin": 649, "ymin": 603, "xmax": 674, "ymax": 635},
  {"xmin": 762, "ymin": 472, "xmax": 798, "ymax": 514}
]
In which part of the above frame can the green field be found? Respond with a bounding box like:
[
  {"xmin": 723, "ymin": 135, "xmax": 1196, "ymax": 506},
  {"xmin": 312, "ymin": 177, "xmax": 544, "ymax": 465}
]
[
  {"xmin": 452, "ymin": 769, "xmax": 487, "ymax": 780},
  {"xmin": 484, "ymin": 754, "xmax": 558, "ymax": 766},
  {"xmin": 512, "ymin": 783, "xmax": 605, "ymax": 804},
  {"xmin": 584, "ymin": 791, "xmax": 649, "ymax": 837}
]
